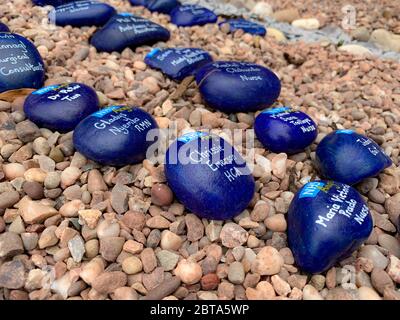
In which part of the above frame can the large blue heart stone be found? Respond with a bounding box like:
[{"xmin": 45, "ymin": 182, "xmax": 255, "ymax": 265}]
[
  {"xmin": 0, "ymin": 33, "xmax": 45, "ymax": 93},
  {"xmin": 195, "ymin": 61, "xmax": 281, "ymax": 113},
  {"xmin": 165, "ymin": 131, "xmax": 255, "ymax": 220},
  {"xmin": 73, "ymin": 106, "xmax": 159, "ymax": 166},
  {"xmin": 316, "ymin": 130, "xmax": 392, "ymax": 185},
  {"xmin": 90, "ymin": 13, "xmax": 170, "ymax": 53},
  {"xmin": 219, "ymin": 18, "xmax": 266, "ymax": 36},
  {"xmin": 24, "ymin": 83, "xmax": 100, "ymax": 133},
  {"xmin": 170, "ymin": 4, "xmax": 218, "ymax": 27},
  {"xmin": 288, "ymin": 180, "xmax": 373, "ymax": 274},
  {"xmin": 254, "ymin": 107, "xmax": 318, "ymax": 154}
]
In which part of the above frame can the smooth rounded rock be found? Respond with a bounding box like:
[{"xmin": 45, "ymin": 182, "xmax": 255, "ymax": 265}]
[
  {"xmin": 90, "ymin": 13, "xmax": 170, "ymax": 53},
  {"xmin": 255, "ymin": 107, "xmax": 318, "ymax": 154},
  {"xmin": 0, "ymin": 33, "xmax": 45, "ymax": 93},
  {"xmin": 51, "ymin": 0, "xmax": 116, "ymax": 27},
  {"xmin": 24, "ymin": 83, "xmax": 99, "ymax": 133},
  {"xmin": 146, "ymin": 0, "xmax": 180, "ymax": 14},
  {"xmin": 32, "ymin": 0, "xmax": 75, "ymax": 6},
  {"xmin": 219, "ymin": 18, "xmax": 267, "ymax": 36},
  {"xmin": 316, "ymin": 130, "xmax": 392, "ymax": 185},
  {"xmin": 170, "ymin": 4, "xmax": 217, "ymax": 27},
  {"xmin": 165, "ymin": 131, "xmax": 255, "ymax": 220},
  {"xmin": 0, "ymin": 23, "xmax": 9, "ymax": 33},
  {"xmin": 73, "ymin": 105, "xmax": 158, "ymax": 166},
  {"xmin": 144, "ymin": 47, "xmax": 212, "ymax": 81},
  {"xmin": 129, "ymin": 0, "xmax": 147, "ymax": 5},
  {"xmin": 288, "ymin": 180, "xmax": 373, "ymax": 274},
  {"xmin": 195, "ymin": 61, "xmax": 281, "ymax": 113}
]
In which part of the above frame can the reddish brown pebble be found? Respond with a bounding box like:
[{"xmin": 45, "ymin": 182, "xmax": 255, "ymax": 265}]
[
  {"xmin": 23, "ymin": 181, "xmax": 44, "ymax": 200},
  {"xmin": 151, "ymin": 184, "xmax": 173, "ymax": 206},
  {"xmin": 201, "ymin": 273, "xmax": 220, "ymax": 290}
]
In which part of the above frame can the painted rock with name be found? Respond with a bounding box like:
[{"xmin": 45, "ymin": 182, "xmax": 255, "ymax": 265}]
[
  {"xmin": 146, "ymin": 0, "xmax": 180, "ymax": 14},
  {"xmin": 255, "ymin": 107, "xmax": 318, "ymax": 154},
  {"xmin": 219, "ymin": 18, "xmax": 266, "ymax": 36},
  {"xmin": 32, "ymin": 0, "xmax": 75, "ymax": 6},
  {"xmin": 129, "ymin": 0, "xmax": 148, "ymax": 5},
  {"xmin": 0, "ymin": 33, "xmax": 45, "ymax": 93},
  {"xmin": 24, "ymin": 83, "xmax": 99, "ymax": 133},
  {"xmin": 73, "ymin": 106, "xmax": 158, "ymax": 166},
  {"xmin": 316, "ymin": 130, "xmax": 392, "ymax": 185},
  {"xmin": 90, "ymin": 13, "xmax": 170, "ymax": 53},
  {"xmin": 195, "ymin": 61, "xmax": 281, "ymax": 113},
  {"xmin": 0, "ymin": 23, "xmax": 9, "ymax": 33},
  {"xmin": 288, "ymin": 180, "xmax": 373, "ymax": 274},
  {"xmin": 165, "ymin": 131, "xmax": 255, "ymax": 220},
  {"xmin": 145, "ymin": 47, "xmax": 212, "ymax": 81},
  {"xmin": 51, "ymin": 0, "xmax": 116, "ymax": 27},
  {"xmin": 170, "ymin": 4, "xmax": 218, "ymax": 27}
]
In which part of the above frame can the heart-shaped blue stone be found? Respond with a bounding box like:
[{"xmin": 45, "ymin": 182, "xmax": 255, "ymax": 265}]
[
  {"xmin": 73, "ymin": 106, "xmax": 159, "ymax": 166},
  {"xmin": 219, "ymin": 18, "xmax": 266, "ymax": 36},
  {"xmin": 145, "ymin": 47, "xmax": 213, "ymax": 81},
  {"xmin": 0, "ymin": 33, "xmax": 45, "ymax": 93},
  {"xmin": 288, "ymin": 180, "xmax": 373, "ymax": 274},
  {"xmin": 165, "ymin": 131, "xmax": 255, "ymax": 220},
  {"xmin": 32, "ymin": 0, "xmax": 75, "ymax": 6},
  {"xmin": 316, "ymin": 130, "xmax": 392, "ymax": 185},
  {"xmin": 90, "ymin": 13, "xmax": 170, "ymax": 53},
  {"xmin": 24, "ymin": 83, "xmax": 99, "ymax": 133},
  {"xmin": 254, "ymin": 107, "xmax": 318, "ymax": 154},
  {"xmin": 50, "ymin": 0, "xmax": 116, "ymax": 27},
  {"xmin": 0, "ymin": 23, "xmax": 9, "ymax": 33},
  {"xmin": 146, "ymin": 0, "xmax": 180, "ymax": 14},
  {"xmin": 195, "ymin": 61, "xmax": 281, "ymax": 113},
  {"xmin": 170, "ymin": 4, "xmax": 218, "ymax": 27}
]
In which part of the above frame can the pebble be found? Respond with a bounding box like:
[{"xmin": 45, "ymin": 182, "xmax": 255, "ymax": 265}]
[
  {"xmin": 15, "ymin": 120, "xmax": 41, "ymax": 143},
  {"xmin": 370, "ymin": 29, "xmax": 400, "ymax": 52},
  {"xmin": 112, "ymin": 287, "xmax": 138, "ymax": 300},
  {"xmin": 87, "ymin": 169, "xmax": 107, "ymax": 193},
  {"xmin": 185, "ymin": 214, "xmax": 204, "ymax": 242},
  {"xmin": 122, "ymin": 256, "xmax": 143, "ymax": 275},
  {"xmin": 146, "ymin": 215, "xmax": 170, "ymax": 229},
  {"xmin": 79, "ymin": 209, "xmax": 101, "ymax": 229},
  {"xmin": 228, "ymin": 261, "xmax": 245, "ymax": 284},
  {"xmin": 156, "ymin": 250, "xmax": 179, "ymax": 271},
  {"xmin": 0, "ymin": 232, "xmax": 24, "ymax": 258},
  {"xmin": 271, "ymin": 275, "xmax": 291, "ymax": 296},
  {"xmin": 251, "ymin": 2, "xmax": 273, "ymax": 18},
  {"xmin": 85, "ymin": 239, "xmax": 99, "ymax": 259},
  {"xmin": 292, "ymin": 18, "xmax": 320, "ymax": 30},
  {"xmin": 143, "ymin": 276, "xmax": 181, "ymax": 300},
  {"xmin": 302, "ymin": 284, "xmax": 323, "ymax": 300},
  {"xmin": 23, "ymin": 181, "xmax": 44, "ymax": 200},
  {"xmin": 92, "ymin": 271, "xmax": 127, "ymax": 294},
  {"xmin": 141, "ymin": 248, "xmax": 157, "ymax": 273},
  {"xmin": 38, "ymin": 226, "xmax": 58, "ymax": 248},
  {"xmin": 358, "ymin": 245, "xmax": 389, "ymax": 269},
  {"xmin": 358, "ymin": 286, "xmax": 381, "ymax": 300},
  {"xmin": 0, "ymin": 190, "xmax": 20, "ymax": 209},
  {"xmin": 174, "ymin": 259, "xmax": 202, "ymax": 285},
  {"xmin": 251, "ymin": 246, "xmax": 284, "ymax": 275},
  {"xmin": 21, "ymin": 232, "xmax": 39, "ymax": 251},
  {"xmin": 246, "ymin": 281, "xmax": 276, "ymax": 300},
  {"xmin": 387, "ymin": 255, "xmax": 400, "ymax": 284},
  {"xmin": 338, "ymin": 44, "xmax": 373, "ymax": 56},
  {"xmin": 121, "ymin": 211, "xmax": 146, "ymax": 230},
  {"xmin": 272, "ymin": 8, "xmax": 300, "ymax": 23},
  {"xmin": 271, "ymin": 153, "xmax": 287, "ymax": 179},
  {"xmin": 99, "ymin": 236, "xmax": 125, "ymax": 262},
  {"xmin": 80, "ymin": 257, "xmax": 104, "ymax": 285},
  {"xmin": 220, "ymin": 223, "xmax": 249, "ymax": 248},
  {"xmin": 19, "ymin": 197, "xmax": 58, "ymax": 224},
  {"xmin": 0, "ymin": 260, "xmax": 26, "ymax": 289},
  {"xmin": 68, "ymin": 235, "xmax": 85, "ymax": 263},
  {"xmin": 151, "ymin": 183, "xmax": 173, "ymax": 206},
  {"xmin": 111, "ymin": 183, "xmax": 129, "ymax": 214},
  {"xmin": 378, "ymin": 234, "xmax": 400, "ymax": 257},
  {"xmin": 351, "ymin": 26, "xmax": 370, "ymax": 42},
  {"xmin": 267, "ymin": 27, "xmax": 287, "ymax": 42},
  {"xmin": 160, "ymin": 230, "xmax": 182, "ymax": 251},
  {"xmin": 265, "ymin": 214, "xmax": 287, "ymax": 232},
  {"xmin": 3, "ymin": 163, "xmax": 25, "ymax": 180}
]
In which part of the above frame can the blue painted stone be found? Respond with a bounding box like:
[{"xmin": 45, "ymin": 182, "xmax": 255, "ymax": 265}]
[
  {"xmin": 32, "ymin": 0, "xmax": 75, "ymax": 6},
  {"xmin": 73, "ymin": 106, "xmax": 158, "ymax": 166},
  {"xmin": 145, "ymin": 47, "xmax": 212, "ymax": 81},
  {"xmin": 316, "ymin": 130, "xmax": 392, "ymax": 185},
  {"xmin": 90, "ymin": 13, "xmax": 170, "ymax": 53},
  {"xmin": 254, "ymin": 107, "xmax": 318, "ymax": 154},
  {"xmin": 170, "ymin": 4, "xmax": 218, "ymax": 27},
  {"xmin": 51, "ymin": 0, "xmax": 116, "ymax": 27},
  {"xmin": 219, "ymin": 18, "xmax": 266, "ymax": 36},
  {"xmin": 146, "ymin": 0, "xmax": 180, "ymax": 14},
  {"xmin": 0, "ymin": 33, "xmax": 45, "ymax": 93},
  {"xmin": 195, "ymin": 61, "xmax": 281, "ymax": 113},
  {"xmin": 129, "ymin": 0, "xmax": 148, "ymax": 5},
  {"xmin": 165, "ymin": 131, "xmax": 255, "ymax": 220},
  {"xmin": 0, "ymin": 23, "xmax": 9, "ymax": 33},
  {"xmin": 24, "ymin": 83, "xmax": 99, "ymax": 133},
  {"xmin": 288, "ymin": 180, "xmax": 373, "ymax": 274}
]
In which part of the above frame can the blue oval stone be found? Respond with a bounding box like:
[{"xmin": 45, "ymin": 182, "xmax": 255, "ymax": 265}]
[
  {"xmin": 170, "ymin": 4, "xmax": 218, "ymax": 27},
  {"xmin": 73, "ymin": 106, "xmax": 159, "ymax": 166},
  {"xmin": 288, "ymin": 180, "xmax": 373, "ymax": 274},
  {"xmin": 32, "ymin": 0, "xmax": 75, "ymax": 6},
  {"xmin": 219, "ymin": 18, "xmax": 266, "ymax": 36},
  {"xmin": 129, "ymin": 0, "xmax": 148, "ymax": 5},
  {"xmin": 24, "ymin": 83, "xmax": 99, "ymax": 133},
  {"xmin": 255, "ymin": 107, "xmax": 318, "ymax": 154},
  {"xmin": 0, "ymin": 33, "xmax": 45, "ymax": 93},
  {"xmin": 145, "ymin": 47, "xmax": 213, "ymax": 81},
  {"xmin": 316, "ymin": 130, "xmax": 392, "ymax": 185},
  {"xmin": 146, "ymin": 0, "xmax": 180, "ymax": 14},
  {"xmin": 51, "ymin": 0, "xmax": 116, "ymax": 27},
  {"xmin": 165, "ymin": 131, "xmax": 255, "ymax": 220},
  {"xmin": 90, "ymin": 13, "xmax": 170, "ymax": 53},
  {"xmin": 0, "ymin": 23, "xmax": 9, "ymax": 33},
  {"xmin": 195, "ymin": 61, "xmax": 281, "ymax": 113}
]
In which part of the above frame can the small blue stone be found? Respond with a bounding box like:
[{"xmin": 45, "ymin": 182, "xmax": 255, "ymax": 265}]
[
  {"xmin": 288, "ymin": 180, "xmax": 373, "ymax": 274},
  {"xmin": 90, "ymin": 13, "xmax": 170, "ymax": 53},
  {"xmin": 219, "ymin": 18, "xmax": 266, "ymax": 36},
  {"xmin": 51, "ymin": 0, "xmax": 116, "ymax": 27},
  {"xmin": 145, "ymin": 47, "xmax": 213, "ymax": 81},
  {"xmin": 73, "ymin": 106, "xmax": 159, "ymax": 166},
  {"xmin": 24, "ymin": 83, "xmax": 100, "ymax": 133},
  {"xmin": 0, "ymin": 33, "xmax": 45, "ymax": 93},
  {"xmin": 170, "ymin": 4, "xmax": 218, "ymax": 27},
  {"xmin": 316, "ymin": 130, "xmax": 392, "ymax": 185},
  {"xmin": 146, "ymin": 0, "xmax": 180, "ymax": 14},
  {"xmin": 165, "ymin": 131, "xmax": 255, "ymax": 220},
  {"xmin": 129, "ymin": 0, "xmax": 148, "ymax": 5},
  {"xmin": 254, "ymin": 107, "xmax": 318, "ymax": 154},
  {"xmin": 195, "ymin": 61, "xmax": 281, "ymax": 113}
]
